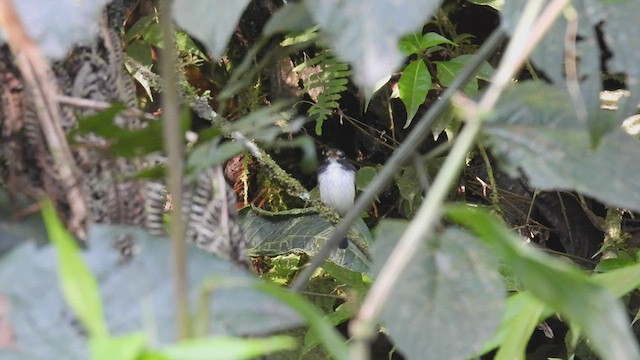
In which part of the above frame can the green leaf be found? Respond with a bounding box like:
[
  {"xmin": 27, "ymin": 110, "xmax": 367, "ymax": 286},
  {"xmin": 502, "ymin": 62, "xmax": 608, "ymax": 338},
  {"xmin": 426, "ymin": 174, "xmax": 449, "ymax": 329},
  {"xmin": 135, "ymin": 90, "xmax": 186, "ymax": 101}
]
[
  {"xmin": 175, "ymin": 32, "xmax": 207, "ymax": 59},
  {"xmin": 91, "ymin": 333, "xmax": 147, "ymax": 360},
  {"xmin": 476, "ymin": 292, "xmax": 547, "ymax": 359},
  {"xmin": 172, "ymin": 0, "xmax": 251, "ymax": 59},
  {"xmin": 125, "ymin": 40, "xmax": 153, "ymax": 67},
  {"xmin": 155, "ymin": 336, "xmax": 296, "ymax": 360},
  {"xmin": 124, "ymin": 14, "xmax": 157, "ymax": 43},
  {"xmin": 41, "ymin": 200, "xmax": 108, "ymax": 338},
  {"xmin": 264, "ymin": 2, "xmax": 315, "ymax": 36},
  {"xmin": 0, "ymin": 225, "xmax": 302, "ymax": 359},
  {"xmin": 242, "ymin": 209, "xmax": 372, "ymax": 273},
  {"xmin": 435, "ymin": 56, "xmax": 480, "ymax": 95},
  {"xmin": 372, "ymin": 220, "xmax": 505, "ymax": 360},
  {"xmin": 399, "ymin": 32, "xmax": 456, "ymax": 56},
  {"xmin": 187, "ymin": 138, "xmax": 245, "ymax": 176},
  {"xmin": 69, "ymin": 104, "xmax": 170, "ymax": 158},
  {"xmin": 485, "ymin": 81, "xmax": 640, "ymax": 213},
  {"xmin": 321, "ymin": 261, "xmax": 371, "ymax": 295},
  {"xmin": 398, "ymin": 59, "xmax": 431, "ymax": 127},
  {"xmin": 485, "ymin": 126, "xmax": 640, "ymax": 214},
  {"xmin": 141, "ymin": 23, "xmax": 164, "ymax": 48},
  {"xmin": 305, "ymin": 0, "xmax": 441, "ymax": 90},
  {"xmin": 594, "ymin": 258, "xmax": 636, "ymax": 273},
  {"xmin": 446, "ymin": 205, "xmax": 640, "ymax": 360},
  {"xmin": 593, "ymin": 263, "xmax": 640, "ymax": 297},
  {"xmin": 502, "ymin": 2, "xmax": 638, "ymax": 142},
  {"xmin": 302, "ymin": 304, "xmax": 354, "ymax": 355},
  {"xmin": 355, "ymin": 166, "xmax": 377, "ymax": 190}
]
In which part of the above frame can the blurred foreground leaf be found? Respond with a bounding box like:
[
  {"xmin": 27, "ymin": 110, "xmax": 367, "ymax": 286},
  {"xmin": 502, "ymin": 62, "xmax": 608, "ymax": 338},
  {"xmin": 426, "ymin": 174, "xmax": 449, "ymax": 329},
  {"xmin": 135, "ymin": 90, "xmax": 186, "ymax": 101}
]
[
  {"xmin": 371, "ymin": 220, "xmax": 505, "ymax": 360},
  {"xmin": 447, "ymin": 205, "xmax": 640, "ymax": 360}
]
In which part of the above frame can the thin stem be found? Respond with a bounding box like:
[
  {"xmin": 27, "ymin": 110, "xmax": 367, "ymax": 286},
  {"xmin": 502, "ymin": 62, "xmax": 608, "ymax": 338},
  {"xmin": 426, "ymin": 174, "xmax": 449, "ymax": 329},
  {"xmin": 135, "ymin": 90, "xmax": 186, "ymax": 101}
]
[
  {"xmin": 290, "ymin": 28, "xmax": 507, "ymax": 292},
  {"xmin": 159, "ymin": 0, "xmax": 189, "ymax": 340}
]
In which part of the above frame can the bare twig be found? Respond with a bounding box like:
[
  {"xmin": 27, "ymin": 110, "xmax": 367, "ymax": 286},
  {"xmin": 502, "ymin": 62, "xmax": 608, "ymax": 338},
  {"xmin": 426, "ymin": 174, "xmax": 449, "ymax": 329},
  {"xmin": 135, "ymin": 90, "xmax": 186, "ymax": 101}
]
[
  {"xmin": 158, "ymin": 0, "xmax": 189, "ymax": 340},
  {"xmin": 0, "ymin": 0, "xmax": 88, "ymax": 238},
  {"xmin": 56, "ymin": 95, "xmax": 158, "ymax": 121},
  {"xmin": 563, "ymin": 5, "xmax": 588, "ymax": 124}
]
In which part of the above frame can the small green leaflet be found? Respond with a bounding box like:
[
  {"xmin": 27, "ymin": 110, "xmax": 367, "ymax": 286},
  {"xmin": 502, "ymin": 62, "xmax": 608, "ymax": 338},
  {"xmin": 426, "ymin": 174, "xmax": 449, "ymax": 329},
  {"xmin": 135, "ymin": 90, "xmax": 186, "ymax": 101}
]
[
  {"xmin": 398, "ymin": 59, "xmax": 431, "ymax": 128},
  {"xmin": 399, "ymin": 32, "xmax": 457, "ymax": 56}
]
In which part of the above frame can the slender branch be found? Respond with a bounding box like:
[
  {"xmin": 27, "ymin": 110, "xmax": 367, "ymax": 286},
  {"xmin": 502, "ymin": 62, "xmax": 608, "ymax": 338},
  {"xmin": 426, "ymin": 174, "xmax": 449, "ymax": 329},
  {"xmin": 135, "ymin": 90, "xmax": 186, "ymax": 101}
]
[
  {"xmin": 349, "ymin": 0, "xmax": 569, "ymax": 358},
  {"xmin": 56, "ymin": 95, "xmax": 157, "ymax": 121},
  {"xmin": 290, "ymin": 27, "xmax": 507, "ymax": 292},
  {"xmin": 0, "ymin": 0, "xmax": 89, "ymax": 238},
  {"xmin": 158, "ymin": 0, "xmax": 189, "ymax": 340}
]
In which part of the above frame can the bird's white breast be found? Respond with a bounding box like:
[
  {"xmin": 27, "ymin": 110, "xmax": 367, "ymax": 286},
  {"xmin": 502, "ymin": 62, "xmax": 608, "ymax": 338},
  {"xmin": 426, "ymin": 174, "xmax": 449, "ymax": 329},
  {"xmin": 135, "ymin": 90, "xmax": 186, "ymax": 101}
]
[{"xmin": 318, "ymin": 160, "xmax": 355, "ymax": 215}]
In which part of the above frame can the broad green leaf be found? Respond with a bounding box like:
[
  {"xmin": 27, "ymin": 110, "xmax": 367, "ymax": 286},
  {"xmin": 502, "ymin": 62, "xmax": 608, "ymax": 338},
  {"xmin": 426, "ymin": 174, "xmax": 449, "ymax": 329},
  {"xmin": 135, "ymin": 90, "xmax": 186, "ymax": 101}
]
[
  {"xmin": 305, "ymin": 0, "xmax": 441, "ymax": 90},
  {"xmin": 0, "ymin": 0, "xmax": 110, "ymax": 59},
  {"xmin": 398, "ymin": 59, "xmax": 431, "ymax": 127},
  {"xmin": 372, "ymin": 220, "xmax": 505, "ymax": 360},
  {"xmin": 175, "ymin": 32, "xmax": 207, "ymax": 59},
  {"xmin": 241, "ymin": 209, "xmax": 372, "ymax": 273},
  {"xmin": 124, "ymin": 14, "xmax": 157, "ymax": 43},
  {"xmin": 172, "ymin": 0, "xmax": 251, "ymax": 59},
  {"xmin": 41, "ymin": 200, "xmax": 108, "ymax": 338},
  {"xmin": 355, "ymin": 166, "xmax": 377, "ymax": 190},
  {"xmin": 593, "ymin": 263, "xmax": 640, "ymax": 297},
  {"xmin": 0, "ymin": 225, "xmax": 301, "ymax": 359},
  {"xmin": 91, "ymin": 333, "xmax": 147, "ymax": 360},
  {"xmin": 476, "ymin": 292, "xmax": 548, "ymax": 359},
  {"xmin": 155, "ymin": 336, "xmax": 296, "ymax": 360},
  {"xmin": 141, "ymin": 23, "xmax": 164, "ymax": 48},
  {"xmin": 320, "ymin": 261, "xmax": 371, "ymax": 295},
  {"xmin": 484, "ymin": 81, "xmax": 640, "ymax": 213},
  {"xmin": 187, "ymin": 137, "xmax": 245, "ymax": 175},
  {"xmin": 125, "ymin": 40, "xmax": 153, "ymax": 67},
  {"xmin": 447, "ymin": 205, "xmax": 640, "ymax": 360},
  {"xmin": 594, "ymin": 258, "xmax": 636, "ymax": 273},
  {"xmin": 501, "ymin": 1, "xmax": 639, "ymax": 142},
  {"xmin": 399, "ymin": 32, "xmax": 456, "ymax": 56},
  {"xmin": 485, "ymin": 120, "xmax": 640, "ymax": 213}
]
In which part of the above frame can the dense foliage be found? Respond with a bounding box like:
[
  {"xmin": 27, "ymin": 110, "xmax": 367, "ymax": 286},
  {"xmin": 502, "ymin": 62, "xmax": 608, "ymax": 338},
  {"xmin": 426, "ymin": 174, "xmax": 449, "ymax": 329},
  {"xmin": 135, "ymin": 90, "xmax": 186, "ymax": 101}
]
[{"xmin": 2, "ymin": 0, "xmax": 640, "ymax": 359}]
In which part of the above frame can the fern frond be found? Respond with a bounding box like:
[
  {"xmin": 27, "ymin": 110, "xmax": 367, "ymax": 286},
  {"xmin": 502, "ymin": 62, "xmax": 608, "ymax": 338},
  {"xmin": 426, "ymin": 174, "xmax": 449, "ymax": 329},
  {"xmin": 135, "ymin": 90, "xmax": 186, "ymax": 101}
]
[{"xmin": 294, "ymin": 50, "xmax": 352, "ymax": 135}]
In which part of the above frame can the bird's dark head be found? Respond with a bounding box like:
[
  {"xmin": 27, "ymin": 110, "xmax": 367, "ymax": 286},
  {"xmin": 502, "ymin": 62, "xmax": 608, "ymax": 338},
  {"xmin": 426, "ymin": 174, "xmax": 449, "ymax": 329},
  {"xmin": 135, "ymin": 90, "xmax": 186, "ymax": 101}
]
[{"xmin": 323, "ymin": 148, "xmax": 346, "ymax": 161}]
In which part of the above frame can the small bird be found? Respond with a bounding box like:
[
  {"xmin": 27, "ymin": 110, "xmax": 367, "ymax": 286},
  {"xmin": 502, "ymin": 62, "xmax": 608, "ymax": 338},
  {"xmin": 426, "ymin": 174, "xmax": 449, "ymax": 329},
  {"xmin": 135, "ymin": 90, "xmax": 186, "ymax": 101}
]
[{"xmin": 317, "ymin": 148, "xmax": 357, "ymax": 249}]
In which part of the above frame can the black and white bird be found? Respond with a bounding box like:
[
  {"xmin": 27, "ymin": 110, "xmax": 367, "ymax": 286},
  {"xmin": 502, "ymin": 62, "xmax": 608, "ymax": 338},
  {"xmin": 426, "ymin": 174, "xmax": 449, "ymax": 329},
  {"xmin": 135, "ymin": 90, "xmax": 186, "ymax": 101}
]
[{"xmin": 317, "ymin": 148, "xmax": 357, "ymax": 249}]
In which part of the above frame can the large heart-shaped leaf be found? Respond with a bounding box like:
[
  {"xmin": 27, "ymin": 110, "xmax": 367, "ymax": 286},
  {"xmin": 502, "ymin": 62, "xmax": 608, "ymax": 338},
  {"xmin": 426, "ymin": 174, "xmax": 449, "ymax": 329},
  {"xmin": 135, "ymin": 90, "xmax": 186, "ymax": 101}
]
[
  {"xmin": 372, "ymin": 220, "xmax": 505, "ymax": 360},
  {"xmin": 242, "ymin": 209, "xmax": 372, "ymax": 273},
  {"xmin": 484, "ymin": 81, "xmax": 640, "ymax": 213}
]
